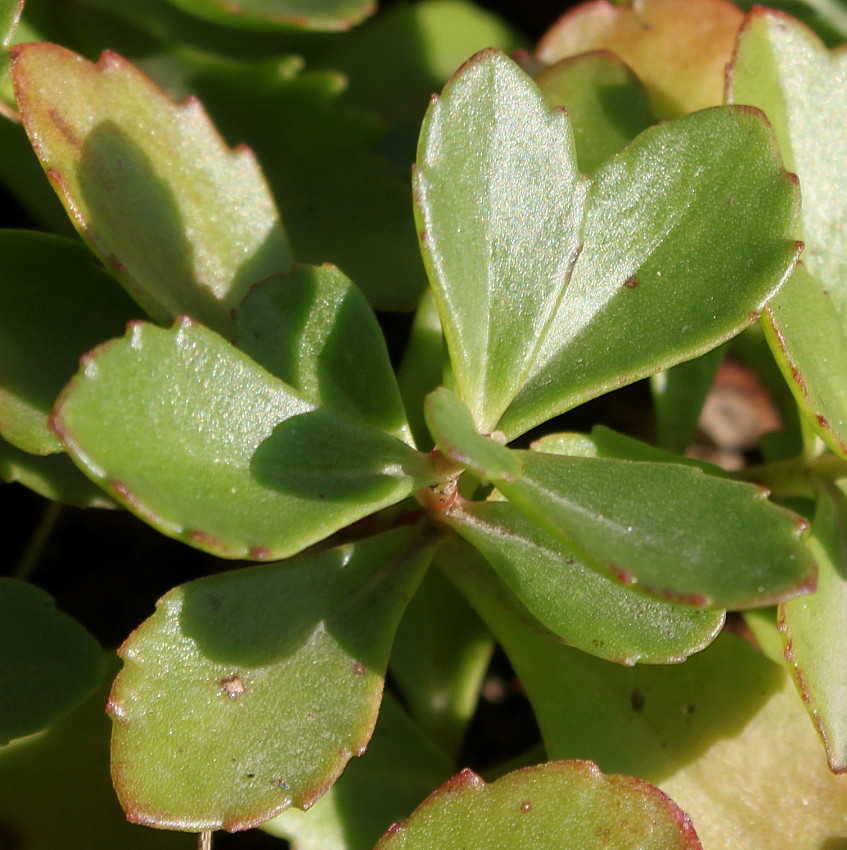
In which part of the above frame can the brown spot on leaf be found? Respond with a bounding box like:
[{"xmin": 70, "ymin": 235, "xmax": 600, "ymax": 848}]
[
  {"xmin": 519, "ymin": 801, "xmax": 532, "ymax": 813},
  {"xmin": 817, "ymin": 413, "xmax": 830, "ymax": 429},
  {"xmin": 48, "ymin": 109, "xmax": 81, "ymax": 148},
  {"xmin": 623, "ymin": 275, "xmax": 638, "ymax": 289},
  {"xmin": 249, "ymin": 546, "xmax": 272, "ymax": 561},
  {"xmin": 631, "ymin": 689, "xmax": 645, "ymax": 713},
  {"xmin": 220, "ymin": 674, "xmax": 246, "ymax": 699},
  {"xmin": 352, "ymin": 661, "xmax": 366, "ymax": 676}
]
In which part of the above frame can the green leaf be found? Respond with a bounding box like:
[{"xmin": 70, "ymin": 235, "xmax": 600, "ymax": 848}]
[
  {"xmin": 534, "ymin": 50, "xmax": 655, "ymax": 174},
  {"xmin": 389, "ymin": 565, "xmax": 493, "ymax": 756},
  {"xmin": 53, "ymin": 319, "xmax": 438, "ymax": 560},
  {"xmin": 12, "ymin": 43, "xmax": 292, "ymax": 334},
  {"xmin": 780, "ymin": 481, "xmax": 847, "ymax": 771},
  {"xmin": 162, "ymin": 0, "xmax": 375, "ymax": 31},
  {"xmin": 109, "ymin": 525, "xmax": 438, "ymax": 831},
  {"xmin": 265, "ymin": 694, "xmax": 453, "ymax": 850},
  {"xmin": 444, "ymin": 502, "xmax": 724, "ymax": 665},
  {"xmin": 450, "ymin": 552, "xmax": 847, "ymax": 849},
  {"xmin": 235, "ymin": 264, "xmax": 412, "ymax": 444},
  {"xmin": 185, "ymin": 54, "xmax": 425, "ymax": 311},
  {"xmin": 373, "ymin": 761, "xmax": 702, "ymax": 850},
  {"xmin": 414, "ymin": 48, "xmax": 588, "ymax": 432},
  {"xmin": 0, "ymin": 435, "xmax": 115, "ymax": 508},
  {"xmin": 0, "ymin": 0, "xmax": 21, "ymax": 85},
  {"xmin": 498, "ymin": 106, "xmax": 801, "ymax": 439},
  {"xmin": 398, "ymin": 291, "xmax": 445, "ymax": 452},
  {"xmin": 0, "ymin": 579, "xmax": 104, "ymax": 745},
  {"xmin": 729, "ymin": 10, "xmax": 847, "ymax": 455},
  {"xmin": 536, "ymin": 0, "xmax": 744, "ymax": 118},
  {"xmin": 651, "ymin": 347, "xmax": 726, "ymax": 454},
  {"xmin": 423, "ymin": 387, "xmax": 521, "ymax": 483},
  {"xmin": 0, "ymin": 656, "xmax": 190, "ymax": 850},
  {"xmin": 763, "ymin": 265, "xmax": 847, "ymax": 455},
  {"xmin": 497, "ymin": 451, "xmax": 815, "ymax": 608},
  {"xmin": 530, "ymin": 425, "xmax": 724, "ymax": 474},
  {"xmin": 0, "ymin": 230, "xmax": 139, "ymax": 456}
]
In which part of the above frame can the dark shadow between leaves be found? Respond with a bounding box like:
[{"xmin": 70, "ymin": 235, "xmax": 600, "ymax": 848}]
[{"xmin": 249, "ymin": 408, "xmax": 419, "ymax": 501}]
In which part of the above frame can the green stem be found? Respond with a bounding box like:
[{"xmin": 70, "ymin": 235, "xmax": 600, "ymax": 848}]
[
  {"xmin": 14, "ymin": 501, "xmax": 62, "ymax": 580},
  {"xmin": 735, "ymin": 454, "xmax": 847, "ymax": 499}
]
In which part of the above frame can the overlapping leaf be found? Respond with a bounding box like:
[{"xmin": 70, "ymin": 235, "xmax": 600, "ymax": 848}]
[
  {"xmin": 534, "ymin": 50, "xmax": 654, "ymax": 173},
  {"xmin": 730, "ymin": 10, "xmax": 847, "ymax": 455},
  {"xmin": 0, "ymin": 579, "xmax": 104, "ymax": 744},
  {"xmin": 265, "ymin": 694, "xmax": 453, "ymax": 850},
  {"xmin": 109, "ymin": 526, "xmax": 438, "ymax": 831},
  {"xmin": 444, "ymin": 501, "xmax": 724, "ymax": 665},
  {"xmin": 414, "ymin": 48, "xmax": 587, "ymax": 432},
  {"xmin": 12, "ymin": 43, "xmax": 292, "ymax": 333},
  {"xmin": 236, "ymin": 265, "xmax": 412, "ymax": 444},
  {"xmin": 780, "ymin": 481, "xmax": 847, "ymax": 771},
  {"xmin": 374, "ymin": 760, "xmax": 702, "ymax": 850},
  {"xmin": 0, "ymin": 230, "xmax": 138, "ymax": 456},
  {"xmin": 447, "ymin": 550, "xmax": 847, "ymax": 849},
  {"xmin": 163, "ymin": 0, "xmax": 375, "ymax": 31},
  {"xmin": 53, "ymin": 319, "xmax": 438, "ymax": 560},
  {"xmin": 416, "ymin": 50, "xmax": 801, "ymax": 441},
  {"xmin": 497, "ymin": 451, "xmax": 815, "ymax": 608},
  {"xmin": 536, "ymin": 0, "xmax": 743, "ymax": 118}
]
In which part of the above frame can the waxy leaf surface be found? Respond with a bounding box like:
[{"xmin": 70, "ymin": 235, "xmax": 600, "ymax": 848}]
[
  {"xmin": 265, "ymin": 694, "xmax": 453, "ymax": 850},
  {"xmin": 0, "ymin": 435, "xmax": 115, "ymax": 508},
  {"xmin": 423, "ymin": 387, "xmax": 520, "ymax": 482},
  {"xmin": 498, "ymin": 105, "xmax": 800, "ymax": 439},
  {"xmin": 109, "ymin": 526, "xmax": 437, "ymax": 831},
  {"xmin": 445, "ymin": 501, "xmax": 724, "ymax": 665},
  {"xmin": 236, "ymin": 265, "xmax": 411, "ymax": 444},
  {"xmin": 54, "ymin": 319, "xmax": 437, "ymax": 560},
  {"xmin": 449, "ymin": 554, "xmax": 847, "ymax": 848},
  {"xmin": 0, "ymin": 579, "xmax": 104, "ymax": 745},
  {"xmin": 0, "ymin": 0, "xmax": 21, "ymax": 84},
  {"xmin": 12, "ymin": 43, "xmax": 291, "ymax": 333},
  {"xmin": 730, "ymin": 10, "xmax": 847, "ymax": 454},
  {"xmin": 534, "ymin": 50, "xmax": 654, "ymax": 173},
  {"xmin": 780, "ymin": 481, "xmax": 847, "ymax": 771},
  {"xmin": 0, "ymin": 230, "xmax": 138, "ymax": 456},
  {"xmin": 498, "ymin": 451, "xmax": 815, "ymax": 608},
  {"xmin": 536, "ymin": 0, "xmax": 743, "ymax": 118},
  {"xmin": 164, "ymin": 0, "xmax": 374, "ymax": 31},
  {"xmin": 414, "ymin": 49, "xmax": 587, "ymax": 432},
  {"xmin": 374, "ymin": 761, "xmax": 702, "ymax": 850},
  {"xmin": 763, "ymin": 265, "xmax": 847, "ymax": 455}
]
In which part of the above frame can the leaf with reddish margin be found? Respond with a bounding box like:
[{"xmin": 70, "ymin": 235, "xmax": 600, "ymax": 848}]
[
  {"xmin": 374, "ymin": 761, "xmax": 702, "ymax": 850},
  {"xmin": 12, "ymin": 43, "xmax": 291, "ymax": 334},
  {"xmin": 496, "ymin": 450, "xmax": 815, "ymax": 609},
  {"xmin": 443, "ymin": 500, "xmax": 724, "ymax": 665},
  {"xmin": 729, "ymin": 10, "xmax": 847, "ymax": 456},
  {"xmin": 447, "ymin": 545, "xmax": 847, "ymax": 849},
  {"xmin": 52, "ymin": 319, "xmax": 439, "ymax": 560},
  {"xmin": 536, "ymin": 0, "xmax": 744, "ymax": 118},
  {"xmin": 163, "ymin": 0, "xmax": 375, "ymax": 32},
  {"xmin": 109, "ymin": 525, "xmax": 438, "ymax": 832},
  {"xmin": 780, "ymin": 481, "xmax": 847, "ymax": 772},
  {"xmin": 0, "ymin": 435, "xmax": 115, "ymax": 508}
]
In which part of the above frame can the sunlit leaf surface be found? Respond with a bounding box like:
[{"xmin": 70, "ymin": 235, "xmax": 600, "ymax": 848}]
[
  {"xmin": 110, "ymin": 526, "xmax": 437, "ymax": 830},
  {"xmin": 374, "ymin": 760, "xmax": 702, "ymax": 850},
  {"xmin": 54, "ymin": 320, "xmax": 438, "ymax": 560},
  {"xmin": 12, "ymin": 43, "xmax": 291, "ymax": 333}
]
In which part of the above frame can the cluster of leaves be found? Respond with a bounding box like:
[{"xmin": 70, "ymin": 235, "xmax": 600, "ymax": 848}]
[{"xmin": 4, "ymin": 0, "xmax": 847, "ymax": 847}]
